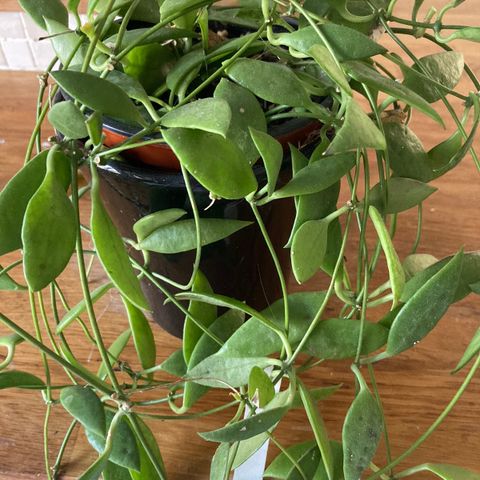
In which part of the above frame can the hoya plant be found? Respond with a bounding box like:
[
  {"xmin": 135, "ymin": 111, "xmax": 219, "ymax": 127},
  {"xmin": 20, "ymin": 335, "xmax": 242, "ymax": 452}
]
[{"xmin": 1, "ymin": 0, "xmax": 480, "ymax": 478}]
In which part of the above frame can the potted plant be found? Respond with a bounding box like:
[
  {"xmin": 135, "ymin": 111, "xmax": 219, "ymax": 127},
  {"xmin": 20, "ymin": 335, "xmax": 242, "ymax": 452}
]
[{"xmin": 0, "ymin": 0, "xmax": 479, "ymax": 478}]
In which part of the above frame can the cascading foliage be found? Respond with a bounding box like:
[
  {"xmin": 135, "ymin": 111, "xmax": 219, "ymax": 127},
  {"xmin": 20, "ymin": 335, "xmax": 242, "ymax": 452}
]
[{"xmin": 1, "ymin": 0, "xmax": 480, "ymax": 478}]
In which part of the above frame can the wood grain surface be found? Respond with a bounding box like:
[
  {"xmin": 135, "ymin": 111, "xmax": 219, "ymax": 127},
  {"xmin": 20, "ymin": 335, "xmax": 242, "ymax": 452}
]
[{"xmin": 0, "ymin": 1, "xmax": 480, "ymax": 479}]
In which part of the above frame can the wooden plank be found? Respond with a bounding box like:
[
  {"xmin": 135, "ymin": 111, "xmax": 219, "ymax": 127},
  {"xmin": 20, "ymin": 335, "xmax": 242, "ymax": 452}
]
[{"xmin": 0, "ymin": 2, "xmax": 479, "ymax": 479}]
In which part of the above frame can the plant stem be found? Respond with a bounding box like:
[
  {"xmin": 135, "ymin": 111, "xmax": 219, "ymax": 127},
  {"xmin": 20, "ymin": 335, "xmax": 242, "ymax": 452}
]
[{"xmin": 52, "ymin": 420, "xmax": 77, "ymax": 479}]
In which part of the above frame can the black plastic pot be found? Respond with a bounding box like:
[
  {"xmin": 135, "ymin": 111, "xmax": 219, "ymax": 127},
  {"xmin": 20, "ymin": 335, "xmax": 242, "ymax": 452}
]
[{"xmin": 94, "ymin": 152, "xmax": 312, "ymax": 338}]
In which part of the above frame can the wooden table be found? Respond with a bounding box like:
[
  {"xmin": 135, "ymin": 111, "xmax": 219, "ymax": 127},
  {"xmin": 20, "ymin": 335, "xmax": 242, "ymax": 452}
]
[{"xmin": 0, "ymin": 2, "xmax": 479, "ymax": 479}]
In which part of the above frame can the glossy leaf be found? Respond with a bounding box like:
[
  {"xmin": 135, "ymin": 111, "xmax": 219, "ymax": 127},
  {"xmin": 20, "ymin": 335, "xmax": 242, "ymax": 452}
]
[
  {"xmin": 104, "ymin": 463, "xmax": 131, "ymax": 480},
  {"xmin": 162, "ymin": 128, "xmax": 257, "ymax": 199},
  {"xmin": 199, "ymin": 406, "xmax": 288, "ymax": 442},
  {"xmin": 304, "ymin": 319, "xmax": 388, "ymax": 360},
  {"xmin": 86, "ymin": 111, "xmax": 103, "ymax": 146},
  {"xmin": 216, "ymin": 292, "xmax": 326, "ymax": 358},
  {"xmin": 45, "ymin": 18, "xmax": 85, "ymax": 66},
  {"xmin": 387, "ymin": 251, "xmax": 463, "ymax": 356},
  {"xmin": 129, "ymin": 415, "xmax": 166, "ymax": 480},
  {"xmin": 270, "ymin": 152, "xmax": 355, "ymax": 200},
  {"xmin": 183, "ymin": 270, "xmax": 217, "ymax": 365},
  {"xmin": 97, "ymin": 329, "xmax": 132, "ymax": 381},
  {"xmin": 133, "ymin": 209, "xmax": 186, "ymax": 243},
  {"xmin": 369, "ymin": 206, "xmax": 405, "ymax": 307},
  {"xmin": 403, "ymin": 51, "xmax": 464, "ymax": 103},
  {"xmin": 56, "ymin": 282, "xmax": 113, "ymax": 333},
  {"xmin": 22, "ymin": 149, "xmax": 77, "ymax": 291},
  {"xmin": 106, "ymin": 70, "xmax": 151, "ymax": 105},
  {"xmin": 48, "ymin": 101, "xmax": 88, "ymax": 139},
  {"xmin": 166, "ymin": 50, "xmax": 204, "ymax": 97},
  {"xmin": 0, "ymin": 370, "xmax": 44, "ymax": 389},
  {"xmin": 299, "ymin": 381, "xmax": 334, "ymax": 480},
  {"xmin": 291, "ymin": 219, "xmax": 329, "ymax": 284},
  {"xmin": 160, "ymin": 0, "xmax": 211, "ymax": 19},
  {"xmin": 123, "ymin": 299, "xmax": 156, "ymax": 372},
  {"xmin": 215, "ymin": 79, "xmax": 267, "ymax": 164},
  {"xmin": 51, "ymin": 71, "xmax": 144, "ymax": 126},
  {"xmin": 346, "ymin": 61, "xmax": 444, "ymax": 125},
  {"xmin": 161, "ymin": 99, "xmax": 232, "ymax": 137},
  {"xmin": 86, "ymin": 410, "xmax": 140, "ymax": 471},
  {"xmin": 383, "ymin": 121, "xmax": 433, "ymax": 182},
  {"xmin": 226, "ymin": 58, "xmax": 312, "ymax": 108},
  {"xmin": 276, "ymin": 24, "xmax": 386, "ymax": 61},
  {"xmin": 19, "ymin": 0, "xmax": 68, "ymax": 29},
  {"xmin": 183, "ymin": 310, "xmax": 244, "ymax": 410},
  {"xmin": 0, "ymin": 151, "xmax": 48, "ymax": 255},
  {"xmin": 60, "ymin": 386, "xmax": 106, "ymax": 437},
  {"xmin": 416, "ymin": 463, "xmax": 480, "ymax": 479},
  {"xmin": 250, "ymin": 128, "xmax": 282, "ymax": 195},
  {"xmin": 327, "ymin": 98, "xmax": 385, "ymax": 153},
  {"xmin": 90, "ymin": 166, "xmax": 149, "ymax": 310},
  {"xmin": 343, "ymin": 368, "xmax": 382, "ymax": 480},
  {"xmin": 140, "ymin": 218, "xmax": 253, "ymax": 254},
  {"xmin": 309, "ymin": 44, "xmax": 351, "ymax": 94},
  {"xmin": 369, "ymin": 177, "xmax": 437, "ymax": 214},
  {"xmin": 428, "ymin": 128, "xmax": 464, "ymax": 171},
  {"xmin": 186, "ymin": 356, "xmax": 275, "ymax": 388},
  {"xmin": 248, "ymin": 366, "xmax": 275, "ymax": 408}
]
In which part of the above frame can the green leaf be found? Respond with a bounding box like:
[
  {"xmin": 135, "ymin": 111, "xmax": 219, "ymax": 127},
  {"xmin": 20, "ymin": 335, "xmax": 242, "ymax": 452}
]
[
  {"xmin": 383, "ymin": 121, "xmax": 433, "ymax": 182},
  {"xmin": 160, "ymin": 349, "xmax": 187, "ymax": 377},
  {"xmin": 183, "ymin": 310, "xmax": 244, "ymax": 410},
  {"xmin": 104, "ymin": 463, "xmax": 131, "ymax": 480},
  {"xmin": 86, "ymin": 410, "xmax": 140, "ymax": 471},
  {"xmin": 232, "ymin": 432, "xmax": 270, "ymax": 469},
  {"xmin": 309, "ymin": 44, "xmax": 351, "ymax": 94},
  {"xmin": 166, "ymin": 49, "xmax": 204, "ymax": 98},
  {"xmin": 291, "ymin": 219, "xmax": 330, "ymax": 284},
  {"xmin": 416, "ymin": 463, "xmax": 480, "ymax": 480},
  {"xmin": 455, "ymin": 327, "xmax": 480, "ymax": 373},
  {"xmin": 327, "ymin": 98, "xmax": 386, "ymax": 154},
  {"xmin": 122, "ymin": 299, "xmax": 156, "ymax": 372},
  {"xmin": 387, "ymin": 251, "xmax": 463, "ymax": 356},
  {"xmin": 56, "ymin": 282, "xmax": 113, "ymax": 333},
  {"xmin": 291, "ymin": 385, "xmax": 342, "ymax": 409},
  {"xmin": 248, "ymin": 366, "xmax": 275, "ymax": 408},
  {"xmin": 60, "ymin": 386, "xmax": 106, "ymax": 437},
  {"xmin": 19, "ymin": 0, "xmax": 68, "ymax": 29},
  {"xmin": 403, "ymin": 51, "xmax": 464, "ymax": 103},
  {"xmin": 369, "ymin": 177, "xmax": 437, "ymax": 214},
  {"xmin": 129, "ymin": 415, "xmax": 166, "ymax": 480},
  {"xmin": 276, "ymin": 24, "xmax": 386, "ymax": 61},
  {"xmin": 298, "ymin": 380, "xmax": 334, "ymax": 480},
  {"xmin": 216, "ymin": 291, "xmax": 327, "ymax": 358},
  {"xmin": 0, "ymin": 266, "xmax": 25, "ymax": 291},
  {"xmin": 0, "ymin": 370, "xmax": 44, "ymax": 390},
  {"xmin": 105, "ymin": 27, "xmax": 195, "ymax": 50},
  {"xmin": 215, "ymin": 79, "xmax": 267, "ymax": 165},
  {"xmin": 45, "ymin": 18, "xmax": 86, "ymax": 66},
  {"xmin": 186, "ymin": 356, "xmax": 276, "ymax": 388},
  {"xmin": 90, "ymin": 165, "xmax": 149, "ymax": 310},
  {"xmin": 250, "ymin": 128, "xmax": 282, "ymax": 196},
  {"xmin": 51, "ymin": 71, "xmax": 144, "ymax": 126},
  {"xmin": 304, "ymin": 319, "xmax": 388, "ymax": 360},
  {"xmin": 342, "ymin": 368, "xmax": 383, "ymax": 480},
  {"xmin": 210, "ymin": 443, "xmax": 232, "ymax": 480},
  {"xmin": 183, "ymin": 271, "xmax": 217, "ymax": 365},
  {"xmin": 265, "ymin": 440, "xmax": 316, "ymax": 479},
  {"xmin": 0, "ymin": 151, "xmax": 48, "ymax": 256},
  {"xmin": 369, "ymin": 206, "xmax": 405, "ymax": 307},
  {"xmin": 447, "ymin": 27, "xmax": 480, "ymax": 43},
  {"xmin": 160, "ymin": 0, "xmax": 212, "ymax": 20},
  {"xmin": 97, "ymin": 329, "xmax": 132, "ymax": 381},
  {"xmin": 162, "ymin": 128, "xmax": 257, "ymax": 199},
  {"xmin": 48, "ymin": 101, "xmax": 88, "ymax": 139},
  {"xmin": 270, "ymin": 152, "xmax": 355, "ymax": 200},
  {"xmin": 22, "ymin": 149, "xmax": 77, "ymax": 291},
  {"xmin": 161, "ymin": 99, "xmax": 232, "ymax": 137},
  {"xmin": 140, "ymin": 218, "xmax": 253, "ymax": 254},
  {"xmin": 226, "ymin": 58, "xmax": 312, "ymax": 108},
  {"xmin": 346, "ymin": 61, "xmax": 444, "ymax": 125},
  {"xmin": 403, "ymin": 253, "xmax": 439, "ymax": 280},
  {"xmin": 133, "ymin": 209, "xmax": 186, "ymax": 243},
  {"xmin": 105, "ymin": 70, "xmax": 151, "ymax": 105},
  {"xmin": 199, "ymin": 405, "xmax": 288, "ymax": 442}
]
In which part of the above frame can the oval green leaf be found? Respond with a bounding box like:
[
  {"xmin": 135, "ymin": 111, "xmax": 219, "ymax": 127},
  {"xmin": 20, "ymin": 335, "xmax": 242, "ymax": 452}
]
[
  {"xmin": 0, "ymin": 370, "xmax": 44, "ymax": 390},
  {"xmin": 48, "ymin": 101, "xmax": 88, "ymax": 139},
  {"xmin": 97, "ymin": 329, "xmax": 132, "ymax": 381},
  {"xmin": 19, "ymin": 0, "xmax": 68, "ymax": 29}
]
